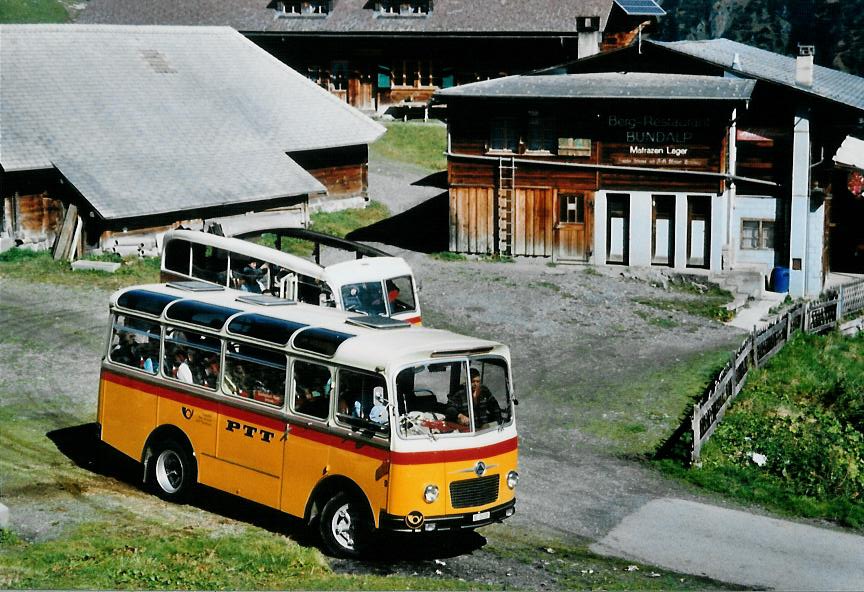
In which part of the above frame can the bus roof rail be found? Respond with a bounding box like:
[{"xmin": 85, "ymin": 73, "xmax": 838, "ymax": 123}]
[
  {"xmin": 430, "ymin": 346, "xmax": 495, "ymax": 358},
  {"xmin": 225, "ymin": 226, "xmax": 392, "ymax": 261}
]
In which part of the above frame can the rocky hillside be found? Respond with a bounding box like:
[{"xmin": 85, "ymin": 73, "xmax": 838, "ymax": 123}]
[{"xmin": 655, "ymin": 0, "xmax": 864, "ymax": 76}]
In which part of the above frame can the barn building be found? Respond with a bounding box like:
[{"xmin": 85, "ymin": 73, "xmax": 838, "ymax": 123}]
[
  {"xmin": 76, "ymin": 0, "xmax": 665, "ymax": 113},
  {"xmin": 0, "ymin": 25, "xmax": 384, "ymax": 256},
  {"xmin": 434, "ymin": 39, "xmax": 864, "ymax": 298}
]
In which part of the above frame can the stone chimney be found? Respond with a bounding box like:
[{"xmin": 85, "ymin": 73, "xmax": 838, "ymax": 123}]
[{"xmin": 796, "ymin": 45, "xmax": 814, "ymax": 87}]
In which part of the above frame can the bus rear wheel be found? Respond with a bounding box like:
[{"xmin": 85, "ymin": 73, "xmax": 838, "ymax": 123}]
[
  {"xmin": 147, "ymin": 439, "xmax": 195, "ymax": 503},
  {"xmin": 318, "ymin": 491, "xmax": 371, "ymax": 558}
]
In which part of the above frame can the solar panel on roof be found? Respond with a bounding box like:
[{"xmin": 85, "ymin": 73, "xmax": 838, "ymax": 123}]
[
  {"xmin": 346, "ymin": 315, "xmax": 411, "ymax": 329},
  {"xmin": 614, "ymin": 0, "xmax": 665, "ymax": 16},
  {"xmin": 167, "ymin": 280, "xmax": 225, "ymax": 292}
]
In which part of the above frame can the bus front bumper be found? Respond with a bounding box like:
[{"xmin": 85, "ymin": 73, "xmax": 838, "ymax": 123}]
[{"xmin": 379, "ymin": 499, "xmax": 516, "ymax": 533}]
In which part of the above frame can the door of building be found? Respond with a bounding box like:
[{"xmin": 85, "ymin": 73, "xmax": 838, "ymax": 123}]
[
  {"xmin": 687, "ymin": 195, "xmax": 711, "ymax": 268},
  {"xmin": 606, "ymin": 193, "xmax": 630, "ymax": 265},
  {"xmin": 555, "ymin": 192, "xmax": 592, "ymax": 261},
  {"xmin": 652, "ymin": 194, "xmax": 675, "ymax": 266}
]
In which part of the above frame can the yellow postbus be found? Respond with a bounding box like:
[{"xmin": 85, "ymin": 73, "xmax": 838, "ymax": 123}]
[{"xmin": 97, "ymin": 280, "xmax": 518, "ymax": 557}]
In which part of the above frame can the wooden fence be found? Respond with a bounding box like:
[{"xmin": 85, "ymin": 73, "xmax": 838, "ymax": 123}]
[{"xmin": 690, "ymin": 278, "xmax": 864, "ymax": 463}]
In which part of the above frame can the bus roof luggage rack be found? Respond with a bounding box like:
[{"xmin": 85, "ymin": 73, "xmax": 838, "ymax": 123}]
[
  {"xmin": 235, "ymin": 294, "xmax": 297, "ymax": 307},
  {"xmin": 346, "ymin": 315, "xmax": 411, "ymax": 329},
  {"xmin": 167, "ymin": 280, "xmax": 225, "ymax": 292}
]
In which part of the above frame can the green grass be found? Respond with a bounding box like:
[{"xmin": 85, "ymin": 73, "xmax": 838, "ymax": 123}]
[
  {"xmin": 633, "ymin": 293, "xmax": 734, "ymax": 322},
  {"xmin": 0, "ymin": 0, "xmax": 68, "ymax": 23},
  {"xmin": 0, "ymin": 249, "xmax": 160, "ymax": 289},
  {"xmin": 0, "ymin": 520, "xmax": 475, "ymax": 590},
  {"xmin": 430, "ymin": 251, "xmax": 467, "ymax": 262},
  {"xmin": 634, "ymin": 309, "xmax": 679, "ymax": 329},
  {"xmin": 370, "ymin": 121, "xmax": 447, "ymax": 171},
  {"xmin": 656, "ymin": 331, "xmax": 864, "ymax": 528},
  {"xmin": 581, "ymin": 346, "xmax": 734, "ymax": 454},
  {"xmin": 255, "ymin": 202, "xmax": 390, "ymax": 258}
]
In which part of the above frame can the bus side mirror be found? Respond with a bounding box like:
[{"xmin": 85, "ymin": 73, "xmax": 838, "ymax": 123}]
[{"xmin": 373, "ymin": 386, "xmax": 387, "ymax": 406}]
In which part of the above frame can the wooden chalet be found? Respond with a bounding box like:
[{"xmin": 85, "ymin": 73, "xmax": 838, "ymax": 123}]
[
  {"xmin": 77, "ymin": 0, "xmax": 666, "ymax": 113},
  {"xmin": 0, "ymin": 25, "xmax": 383, "ymax": 256},
  {"xmin": 434, "ymin": 39, "xmax": 864, "ymax": 298}
]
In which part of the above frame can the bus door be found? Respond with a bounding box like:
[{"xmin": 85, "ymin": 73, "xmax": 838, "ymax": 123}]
[
  {"xmin": 280, "ymin": 359, "xmax": 334, "ymax": 517},
  {"xmin": 212, "ymin": 342, "xmax": 288, "ymax": 509}
]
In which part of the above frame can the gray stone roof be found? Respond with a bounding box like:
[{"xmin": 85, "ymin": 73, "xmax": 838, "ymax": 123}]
[
  {"xmin": 0, "ymin": 25, "xmax": 384, "ymax": 222},
  {"xmin": 77, "ymin": 0, "xmax": 615, "ymax": 34},
  {"xmin": 435, "ymin": 72, "xmax": 755, "ymax": 101},
  {"xmin": 650, "ymin": 39, "xmax": 864, "ymax": 112}
]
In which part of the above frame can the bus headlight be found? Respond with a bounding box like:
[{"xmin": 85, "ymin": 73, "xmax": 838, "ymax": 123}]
[
  {"xmin": 424, "ymin": 484, "xmax": 439, "ymax": 503},
  {"xmin": 506, "ymin": 471, "xmax": 520, "ymax": 489}
]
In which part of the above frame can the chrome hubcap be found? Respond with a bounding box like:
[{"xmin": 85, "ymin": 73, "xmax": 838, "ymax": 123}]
[
  {"xmin": 330, "ymin": 503, "xmax": 355, "ymax": 550},
  {"xmin": 155, "ymin": 450, "xmax": 183, "ymax": 493}
]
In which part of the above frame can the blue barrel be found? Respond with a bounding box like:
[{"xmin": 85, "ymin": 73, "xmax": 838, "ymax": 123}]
[{"xmin": 771, "ymin": 266, "xmax": 790, "ymax": 293}]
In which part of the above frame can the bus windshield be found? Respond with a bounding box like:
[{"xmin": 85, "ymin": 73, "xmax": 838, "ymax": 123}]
[{"xmin": 395, "ymin": 357, "xmax": 512, "ymax": 438}]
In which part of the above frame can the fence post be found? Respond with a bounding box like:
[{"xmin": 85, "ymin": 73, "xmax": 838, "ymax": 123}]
[
  {"xmin": 785, "ymin": 311, "xmax": 792, "ymax": 343},
  {"xmin": 751, "ymin": 329, "xmax": 759, "ymax": 369},
  {"xmin": 803, "ymin": 301, "xmax": 811, "ymax": 333},
  {"xmin": 729, "ymin": 352, "xmax": 737, "ymax": 398},
  {"xmin": 691, "ymin": 403, "xmax": 702, "ymax": 465},
  {"xmin": 837, "ymin": 285, "xmax": 845, "ymax": 326}
]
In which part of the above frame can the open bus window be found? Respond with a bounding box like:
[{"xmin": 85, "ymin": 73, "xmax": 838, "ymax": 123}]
[
  {"xmin": 336, "ymin": 368, "xmax": 389, "ymax": 435},
  {"xmin": 223, "ymin": 341, "xmax": 286, "ymax": 407},
  {"xmin": 163, "ymin": 238, "xmax": 191, "ymax": 276},
  {"xmin": 109, "ymin": 314, "xmax": 161, "ymax": 375},
  {"xmin": 163, "ymin": 327, "xmax": 221, "ymax": 389},
  {"xmin": 396, "ymin": 358, "xmax": 511, "ymax": 438},
  {"xmin": 191, "ymin": 244, "xmax": 229, "ymax": 286},
  {"xmin": 341, "ymin": 282, "xmax": 387, "ymax": 316},
  {"xmin": 229, "ymin": 254, "xmax": 270, "ymax": 294},
  {"xmin": 293, "ymin": 360, "xmax": 332, "ymax": 420},
  {"xmin": 386, "ymin": 275, "xmax": 416, "ymax": 314}
]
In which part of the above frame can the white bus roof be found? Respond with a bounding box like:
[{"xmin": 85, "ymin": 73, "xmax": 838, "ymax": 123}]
[
  {"xmin": 164, "ymin": 229, "xmax": 415, "ymax": 286},
  {"xmin": 112, "ymin": 282, "xmax": 503, "ymax": 372}
]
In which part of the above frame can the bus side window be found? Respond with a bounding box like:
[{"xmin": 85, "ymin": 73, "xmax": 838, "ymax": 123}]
[
  {"xmin": 192, "ymin": 244, "xmax": 229, "ymax": 286},
  {"xmin": 163, "ymin": 239, "xmax": 191, "ymax": 276},
  {"xmin": 163, "ymin": 326, "xmax": 221, "ymax": 388},
  {"xmin": 293, "ymin": 360, "xmax": 331, "ymax": 420},
  {"xmin": 336, "ymin": 368, "xmax": 389, "ymax": 435},
  {"xmin": 223, "ymin": 341, "xmax": 287, "ymax": 407},
  {"xmin": 109, "ymin": 314, "xmax": 161, "ymax": 375}
]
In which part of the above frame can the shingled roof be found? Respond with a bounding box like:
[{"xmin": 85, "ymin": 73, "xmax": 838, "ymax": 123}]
[
  {"xmin": 435, "ymin": 72, "xmax": 755, "ymax": 101},
  {"xmin": 0, "ymin": 25, "xmax": 384, "ymax": 223},
  {"xmin": 77, "ymin": 0, "xmax": 616, "ymax": 34},
  {"xmin": 650, "ymin": 39, "xmax": 864, "ymax": 112}
]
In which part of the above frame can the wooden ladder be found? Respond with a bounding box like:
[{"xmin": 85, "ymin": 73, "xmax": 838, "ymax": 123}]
[{"xmin": 497, "ymin": 157, "xmax": 516, "ymax": 255}]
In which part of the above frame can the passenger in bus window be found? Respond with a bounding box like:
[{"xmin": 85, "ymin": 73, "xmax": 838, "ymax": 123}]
[
  {"xmin": 240, "ymin": 260, "xmax": 268, "ymax": 293},
  {"xmin": 294, "ymin": 362, "xmax": 331, "ymax": 419},
  {"xmin": 445, "ymin": 368, "xmax": 501, "ymax": 428},
  {"xmin": 172, "ymin": 350, "xmax": 194, "ymax": 384},
  {"xmin": 202, "ymin": 356, "xmax": 220, "ymax": 389},
  {"xmin": 111, "ymin": 331, "xmax": 138, "ymax": 367}
]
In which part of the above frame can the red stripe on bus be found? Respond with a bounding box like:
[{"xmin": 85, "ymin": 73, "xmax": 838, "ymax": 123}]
[
  {"xmin": 390, "ymin": 437, "xmax": 518, "ymax": 464},
  {"xmin": 101, "ymin": 370, "xmax": 516, "ymax": 465}
]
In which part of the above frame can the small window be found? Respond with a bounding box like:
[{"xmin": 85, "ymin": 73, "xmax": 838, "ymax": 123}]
[
  {"xmin": 336, "ymin": 369, "xmax": 390, "ymax": 434},
  {"xmin": 558, "ymin": 137, "xmax": 592, "ymax": 157},
  {"xmin": 559, "ymin": 194, "xmax": 584, "ymax": 224},
  {"xmin": 526, "ymin": 110, "xmax": 555, "ymax": 153},
  {"xmin": 109, "ymin": 314, "xmax": 161, "ymax": 375},
  {"xmin": 163, "ymin": 327, "xmax": 221, "ymax": 388},
  {"xmin": 293, "ymin": 360, "xmax": 332, "ymax": 420},
  {"xmin": 386, "ymin": 275, "xmax": 416, "ymax": 314},
  {"xmin": 163, "ymin": 239, "xmax": 191, "ymax": 276},
  {"xmin": 740, "ymin": 219, "xmax": 775, "ymax": 250},
  {"xmin": 490, "ymin": 117, "xmax": 518, "ymax": 153},
  {"xmin": 223, "ymin": 342, "xmax": 286, "ymax": 407},
  {"xmin": 342, "ymin": 281, "xmax": 388, "ymax": 316}
]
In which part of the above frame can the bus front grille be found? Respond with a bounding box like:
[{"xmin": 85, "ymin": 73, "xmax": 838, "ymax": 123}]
[{"xmin": 449, "ymin": 475, "xmax": 499, "ymax": 509}]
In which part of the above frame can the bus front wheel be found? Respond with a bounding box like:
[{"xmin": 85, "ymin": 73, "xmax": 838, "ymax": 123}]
[
  {"xmin": 147, "ymin": 439, "xmax": 195, "ymax": 503},
  {"xmin": 319, "ymin": 491, "xmax": 371, "ymax": 558}
]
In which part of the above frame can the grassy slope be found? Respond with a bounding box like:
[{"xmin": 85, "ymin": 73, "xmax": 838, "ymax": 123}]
[
  {"xmin": 657, "ymin": 331, "xmax": 864, "ymax": 528},
  {"xmin": 369, "ymin": 122, "xmax": 447, "ymax": 172},
  {"xmin": 0, "ymin": 0, "xmax": 68, "ymax": 23}
]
